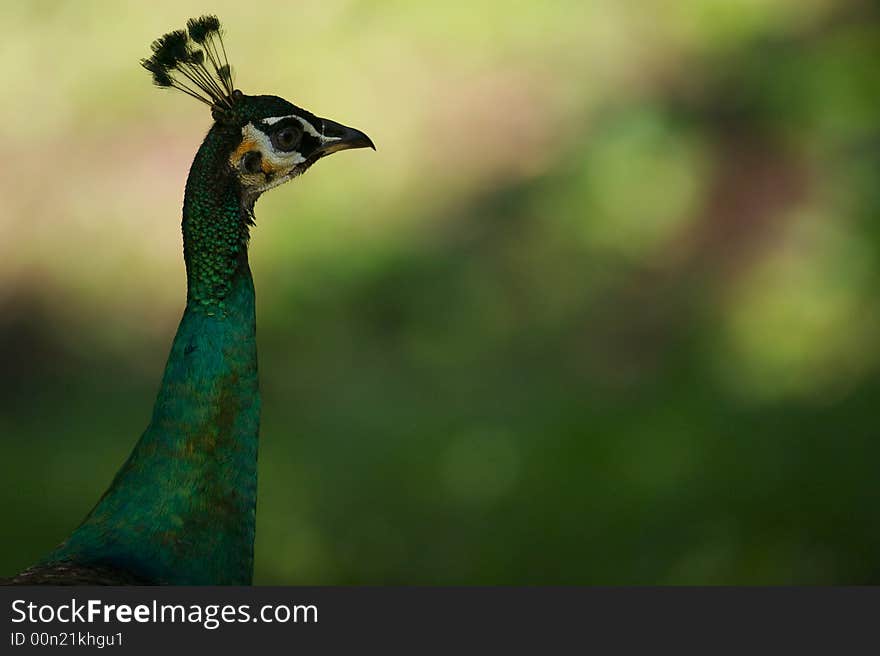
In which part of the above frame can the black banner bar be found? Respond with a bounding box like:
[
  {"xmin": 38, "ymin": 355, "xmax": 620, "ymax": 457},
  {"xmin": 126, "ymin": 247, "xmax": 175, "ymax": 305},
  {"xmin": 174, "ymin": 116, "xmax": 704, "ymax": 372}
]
[{"xmin": 1, "ymin": 587, "xmax": 874, "ymax": 653}]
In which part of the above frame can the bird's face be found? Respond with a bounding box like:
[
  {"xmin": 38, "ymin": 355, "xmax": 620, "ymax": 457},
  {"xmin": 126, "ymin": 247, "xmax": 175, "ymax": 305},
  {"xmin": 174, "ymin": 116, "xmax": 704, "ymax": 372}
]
[{"xmin": 224, "ymin": 94, "xmax": 374, "ymax": 199}]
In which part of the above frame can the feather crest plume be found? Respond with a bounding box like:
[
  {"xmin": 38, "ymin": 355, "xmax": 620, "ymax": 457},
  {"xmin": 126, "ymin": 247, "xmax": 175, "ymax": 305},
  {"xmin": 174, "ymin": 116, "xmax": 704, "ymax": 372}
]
[{"xmin": 140, "ymin": 16, "xmax": 235, "ymax": 109}]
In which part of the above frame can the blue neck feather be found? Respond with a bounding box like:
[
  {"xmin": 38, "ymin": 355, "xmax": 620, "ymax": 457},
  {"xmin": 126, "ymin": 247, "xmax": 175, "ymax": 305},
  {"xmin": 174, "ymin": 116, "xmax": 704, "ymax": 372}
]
[{"xmin": 45, "ymin": 127, "xmax": 261, "ymax": 585}]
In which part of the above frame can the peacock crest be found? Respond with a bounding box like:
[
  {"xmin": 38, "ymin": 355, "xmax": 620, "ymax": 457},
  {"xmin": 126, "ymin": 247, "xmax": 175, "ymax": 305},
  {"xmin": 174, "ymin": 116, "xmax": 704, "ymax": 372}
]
[{"xmin": 140, "ymin": 15, "xmax": 237, "ymax": 112}]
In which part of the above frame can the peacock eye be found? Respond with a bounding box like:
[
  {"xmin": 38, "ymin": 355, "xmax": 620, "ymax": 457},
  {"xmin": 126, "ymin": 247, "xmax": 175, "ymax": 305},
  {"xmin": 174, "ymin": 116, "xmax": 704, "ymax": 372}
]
[
  {"xmin": 242, "ymin": 150, "xmax": 262, "ymax": 174},
  {"xmin": 271, "ymin": 126, "xmax": 302, "ymax": 152}
]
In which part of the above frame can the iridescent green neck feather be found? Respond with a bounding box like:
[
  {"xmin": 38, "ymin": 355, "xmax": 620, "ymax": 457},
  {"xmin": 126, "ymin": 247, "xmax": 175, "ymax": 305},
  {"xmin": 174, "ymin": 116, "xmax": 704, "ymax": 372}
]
[{"xmin": 44, "ymin": 125, "xmax": 261, "ymax": 585}]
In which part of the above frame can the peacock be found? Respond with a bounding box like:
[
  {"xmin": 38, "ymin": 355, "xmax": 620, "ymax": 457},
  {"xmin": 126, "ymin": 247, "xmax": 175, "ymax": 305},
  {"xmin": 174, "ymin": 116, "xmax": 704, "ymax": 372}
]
[{"xmin": 3, "ymin": 16, "xmax": 373, "ymax": 585}]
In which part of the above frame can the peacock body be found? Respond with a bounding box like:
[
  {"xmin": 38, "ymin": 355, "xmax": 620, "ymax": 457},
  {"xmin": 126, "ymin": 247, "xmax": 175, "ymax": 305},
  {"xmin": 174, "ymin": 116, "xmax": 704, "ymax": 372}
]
[{"xmin": 4, "ymin": 16, "xmax": 373, "ymax": 586}]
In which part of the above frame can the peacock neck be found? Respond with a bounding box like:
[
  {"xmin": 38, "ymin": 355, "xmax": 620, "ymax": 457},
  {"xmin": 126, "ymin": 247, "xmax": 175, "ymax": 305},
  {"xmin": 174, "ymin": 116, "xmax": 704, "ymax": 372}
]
[
  {"xmin": 46, "ymin": 125, "xmax": 261, "ymax": 585},
  {"xmin": 182, "ymin": 122, "xmax": 253, "ymax": 311}
]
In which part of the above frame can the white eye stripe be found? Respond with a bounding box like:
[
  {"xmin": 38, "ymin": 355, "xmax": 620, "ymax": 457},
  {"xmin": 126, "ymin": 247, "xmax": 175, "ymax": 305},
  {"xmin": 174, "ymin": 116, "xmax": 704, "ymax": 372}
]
[
  {"xmin": 240, "ymin": 122, "xmax": 305, "ymax": 166},
  {"xmin": 261, "ymin": 114, "xmax": 341, "ymax": 142}
]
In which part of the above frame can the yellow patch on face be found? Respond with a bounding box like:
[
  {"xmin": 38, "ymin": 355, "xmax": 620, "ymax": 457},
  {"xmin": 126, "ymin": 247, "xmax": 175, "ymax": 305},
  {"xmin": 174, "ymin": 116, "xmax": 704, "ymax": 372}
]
[
  {"xmin": 230, "ymin": 139, "xmax": 258, "ymax": 168},
  {"xmin": 230, "ymin": 136, "xmax": 284, "ymax": 177}
]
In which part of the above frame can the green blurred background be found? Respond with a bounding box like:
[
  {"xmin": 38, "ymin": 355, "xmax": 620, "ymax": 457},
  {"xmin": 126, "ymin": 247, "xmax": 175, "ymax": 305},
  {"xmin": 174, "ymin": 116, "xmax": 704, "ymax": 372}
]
[{"xmin": 1, "ymin": 0, "xmax": 879, "ymax": 584}]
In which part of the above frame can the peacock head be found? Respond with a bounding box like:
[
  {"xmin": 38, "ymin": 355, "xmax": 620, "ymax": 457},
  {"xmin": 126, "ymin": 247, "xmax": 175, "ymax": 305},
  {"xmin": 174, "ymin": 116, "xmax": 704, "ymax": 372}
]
[{"xmin": 141, "ymin": 16, "xmax": 374, "ymax": 200}]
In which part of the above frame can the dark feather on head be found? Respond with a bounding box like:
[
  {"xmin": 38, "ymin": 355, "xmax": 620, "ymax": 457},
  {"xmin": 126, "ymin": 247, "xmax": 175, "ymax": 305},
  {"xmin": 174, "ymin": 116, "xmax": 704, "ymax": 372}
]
[
  {"xmin": 141, "ymin": 17, "xmax": 236, "ymax": 110},
  {"xmin": 140, "ymin": 57, "xmax": 173, "ymax": 87},
  {"xmin": 187, "ymin": 15, "xmax": 222, "ymax": 44},
  {"xmin": 150, "ymin": 30, "xmax": 190, "ymax": 68},
  {"xmin": 218, "ymin": 64, "xmax": 232, "ymax": 86}
]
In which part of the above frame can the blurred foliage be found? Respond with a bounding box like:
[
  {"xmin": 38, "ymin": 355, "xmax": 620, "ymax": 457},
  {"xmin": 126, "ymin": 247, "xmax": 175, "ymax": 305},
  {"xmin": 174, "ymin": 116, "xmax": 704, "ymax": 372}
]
[{"xmin": 1, "ymin": 0, "xmax": 879, "ymax": 583}]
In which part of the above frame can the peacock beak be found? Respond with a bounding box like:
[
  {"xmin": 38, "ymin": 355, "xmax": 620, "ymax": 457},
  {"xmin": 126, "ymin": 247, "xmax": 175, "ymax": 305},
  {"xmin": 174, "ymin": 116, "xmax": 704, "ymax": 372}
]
[{"xmin": 313, "ymin": 118, "xmax": 376, "ymax": 157}]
